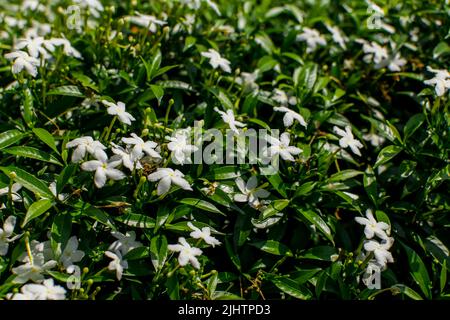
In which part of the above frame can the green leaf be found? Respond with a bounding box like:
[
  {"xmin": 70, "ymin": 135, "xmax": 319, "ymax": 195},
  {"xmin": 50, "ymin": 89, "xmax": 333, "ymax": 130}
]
[
  {"xmin": 22, "ymin": 199, "xmax": 53, "ymax": 227},
  {"xmin": 32, "ymin": 128, "xmax": 58, "ymax": 153},
  {"xmin": 401, "ymin": 242, "xmax": 432, "ymax": 299},
  {"xmin": 293, "ymin": 181, "xmax": 317, "ymax": 198},
  {"xmin": 157, "ymin": 80, "xmax": 195, "ymax": 92},
  {"xmin": 47, "ymin": 85, "xmax": 84, "ymax": 97},
  {"xmin": 149, "ymin": 84, "xmax": 164, "ymax": 105},
  {"xmin": 375, "ymin": 210, "xmax": 391, "ymax": 225},
  {"xmin": 83, "ymin": 206, "xmax": 116, "ymax": 230},
  {"xmin": 0, "ymin": 130, "xmax": 27, "ymax": 150},
  {"xmin": 0, "ymin": 166, "xmax": 54, "ymax": 199},
  {"xmin": 440, "ymin": 261, "xmax": 447, "ymax": 293},
  {"xmin": 433, "ymin": 41, "xmax": 450, "ymax": 59},
  {"xmin": 207, "ymin": 166, "xmax": 241, "ymax": 180},
  {"xmin": 295, "ymin": 62, "xmax": 318, "ymax": 91},
  {"xmin": 295, "ymin": 209, "xmax": 334, "ymax": 244},
  {"xmin": 22, "ymin": 87, "xmax": 35, "ymax": 127},
  {"xmin": 403, "ymin": 113, "xmax": 425, "ymax": 140},
  {"xmin": 391, "ymin": 284, "xmax": 423, "ymax": 300},
  {"xmin": 183, "ymin": 36, "xmax": 196, "ymax": 51},
  {"xmin": 51, "ymin": 213, "xmax": 72, "ymax": 258},
  {"xmin": 267, "ymin": 173, "xmax": 287, "ymax": 198},
  {"xmin": 210, "ymin": 88, "xmax": 234, "ymax": 110},
  {"xmin": 56, "ymin": 164, "xmax": 77, "ymax": 193},
  {"xmin": 178, "ymin": 198, "xmax": 224, "ymax": 216},
  {"xmin": 124, "ymin": 247, "xmax": 150, "ymax": 261},
  {"xmin": 328, "ymin": 169, "xmax": 363, "ymax": 182},
  {"xmin": 250, "ymin": 240, "xmax": 293, "ymax": 256},
  {"xmin": 255, "ymin": 32, "xmax": 276, "ymax": 54},
  {"xmin": 149, "ymin": 50, "xmax": 162, "ymax": 80},
  {"xmin": 300, "ymin": 246, "xmax": 337, "ymax": 261},
  {"xmin": 363, "ymin": 166, "xmax": 377, "ymax": 206},
  {"xmin": 261, "ymin": 199, "xmax": 289, "ymax": 219},
  {"xmin": 271, "ymin": 277, "xmax": 312, "ymax": 300},
  {"xmin": 150, "ymin": 235, "xmax": 168, "ymax": 271},
  {"xmin": 374, "ymin": 145, "xmax": 403, "ymax": 168},
  {"xmin": 72, "ymin": 72, "xmax": 99, "ymax": 92},
  {"xmin": 2, "ymin": 146, "xmax": 62, "ymax": 165},
  {"xmin": 165, "ymin": 274, "xmax": 180, "ymax": 300},
  {"xmin": 115, "ymin": 213, "xmax": 155, "ymax": 229}
]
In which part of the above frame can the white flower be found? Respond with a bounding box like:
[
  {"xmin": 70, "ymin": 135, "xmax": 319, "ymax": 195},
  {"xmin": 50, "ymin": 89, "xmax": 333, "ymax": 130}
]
[
  {"xmin": 45, "ymin": 38, "xmax": 82, "ymax": 59},
  {"xmin": 60, "ymin": 236, "xmax": 85, "ymax": 269},
  {"xmin": 296, "ymin": 27, "xmax": 327, "ymax": 53},
  {"xmin": 167, "ymin": 130, "xmax": 198, "ymax": 165},
  {"xmin": 12, "ymin": 256, "xmax": 57, "ymax": 284},
  {"xmin": 9, "ymin": 279, "xmax": 66, "ymax": 300},
  {"xmin": 147, "ymin": 168, "xmax": 193, "ymax": 196},
  {"xmin": 326, "ymin": 25, "xmax": 347, "ymax": 50},
  {"xmin": 201, "ymin": 49, "xmax": 231, "ymax": 73},
  {"xmin": 0, "ymin": 216, "xmax": 19, "ymax": 256},
  {"xmin": 4, "ymin": 51, "xmax": 40, "ymax": 77},
  {"xmin": 233, "ymin": 176, "xmax": 270, "ymax": 208},
  {"xmin": 364, "ymin": 238, "xmax": 395, "ymax": 266},
  {"xmin": 333, "ymin": 126, "xmax": 364, "ymax": 156},
  {"xmin": 74, "ymin": 0, "xmax": 104, "ymax": 18},
  {"xmin": 19, "ymin": 240, "xmax": 53, "ymax": 263},
  {"xmin": 363, "ymin": 132, "xmax": 385, "ymax": 147},
  {"xmin": 424, "ymin": 67, "xmax": 450, "ymax": 97},
  {"xmin": 355, "ymin": 210, "xmax": 390, "ymax": 240},
  {"xmin": 235, "ymin": 71, "xmax": 259, "ymax": 91},
  {"xmin": 109, "ymin": 231, "xmax": 142, "ymax": 255},
  {"xmin": 105, "ymin": 250, "xmax": 128, "ymax": 281},
  {"xmin": 0, "ymin": 183, "xmax": 23, "ymax": 202},
  {"xmin": 187, "ymin": 222, "xmax": 221, "ymax": 247},
  {"xmin": 273, "ymin": 106, "xmax": 307, "ymax": 128},
  {"xmin": 180, "ymin": 0, "xmax": 221, "ymax": 15},
  {"xmin": 81, "ymin": 157, "xmax": 126, "ymax": 188},
  {"xmin": 358, "ymin": 40, "xmax": 388, "ymax": 65},
  {"xmin": 272, "ymin": 89, "xmax": 297, "ymax": 106},
  {"xmin": 111, "ymin": 142, "xmax": 142, "ymax": 171},
  {"xmin": 15, "ymin": 36, "xmax": 49, "ymax": 59},
  {"xmin": 122, "ymin": 133, "xmax": 161, "ymax": 160},
  {"xmin": 126, "ymin": 13, "xmax": 167, "ymax": 32},
  {"xmin": 102, "ymin": 100, "xmax": 136, "ymax": 125},
  {"xmin": 386, "ymin": 53, "xmax": 406, "ymax": 72},
  {"xmin": 168, "ymin": 237, "xmax": 203, "ymax": 269},
  {"xmin": 214, "ymin": 107, "xmax": 245, "ymax": 134},
  {"xmin": 49, "ymin": 182, "xmax": 68, "ymax": 202},
  {"xmin": 66, "ymin": 136, "xmax": 107, "ymax": 163},
  {"xmin": 265, "ymin": 132, "xmax": 302, "ymax": 161}
]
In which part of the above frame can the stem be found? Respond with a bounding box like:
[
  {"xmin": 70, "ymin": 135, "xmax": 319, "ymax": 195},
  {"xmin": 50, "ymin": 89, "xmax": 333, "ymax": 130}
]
[
  {"xmin": 7, "ymin": 177, "xmax": 14, "ymax": 209},
  {"xmin": 104, "ymin": 116, "xmax": 117, "ymax": 142},
  {"xmin": 25, "ymin": 235, "xmax": 33, "ymax": 265}
]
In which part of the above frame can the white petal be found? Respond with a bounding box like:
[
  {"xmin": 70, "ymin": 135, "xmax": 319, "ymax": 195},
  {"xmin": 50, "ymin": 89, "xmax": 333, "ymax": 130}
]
[
  {"xmin": 157, "ymin": 176, "xmax": 172, "ymax": 195},
  {"xmin": 81, "ymin": 160, "xmax": 102, "ymax": 171},
  {"xmin": 94, "ymin": 168, "xmax": 107, "ymax": 188}
]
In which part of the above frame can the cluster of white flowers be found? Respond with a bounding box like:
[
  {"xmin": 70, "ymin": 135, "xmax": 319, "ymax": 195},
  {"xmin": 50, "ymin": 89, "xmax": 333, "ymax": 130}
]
[
  {"xmin": 125, "ymin": 12, "xmax": 167, "ymax": 33},
  {"xmin": 105, "ymin": 231, "xmax": 142, "ymax": 280},
  {"xmin": 296, "ymin": 27, "xmax": 327, "ymax": 53},
  {"xmin": 333, "ymin": 126, "xmax": 364, "ymax": 157},
  {"xmin": 424, "ymin": 67, "xmax": 450, "ymax": 97},
  {"xmin": 8, "ymin": 279, "xmax": 66, "ymax": 300},
  {"xmin": 355, "ymin": 210, "xmax": 395, "ymax": 286},
  {"xmin": 201, "ymin": 49, "xmax": 231, "ymax": 73},
  {"xmin": 168, "ymin": 223, "xmax": 221, "ymax": 269},
  {"xmin": 356, "ymin": 39, "xmax": 406, "ymax": 72},
  {"xmin": 4, "ymin": 35, "xmax": 81, "ymax": 77}
]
